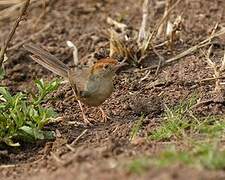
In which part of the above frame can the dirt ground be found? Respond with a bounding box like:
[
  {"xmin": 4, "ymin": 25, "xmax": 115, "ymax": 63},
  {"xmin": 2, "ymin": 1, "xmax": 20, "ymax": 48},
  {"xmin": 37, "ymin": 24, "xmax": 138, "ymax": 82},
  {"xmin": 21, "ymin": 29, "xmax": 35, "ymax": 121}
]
[{"xmin": 1, "ymin": 0, "xmax": 225, "ymax": 179}]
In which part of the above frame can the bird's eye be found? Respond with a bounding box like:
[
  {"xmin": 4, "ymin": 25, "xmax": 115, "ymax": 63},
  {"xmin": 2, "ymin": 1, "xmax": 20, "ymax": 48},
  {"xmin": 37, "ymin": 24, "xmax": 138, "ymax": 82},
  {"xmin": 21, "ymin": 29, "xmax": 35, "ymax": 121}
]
[{"xmin": 104, "ymin": 64, "xmax": 110, "ymax": 69}]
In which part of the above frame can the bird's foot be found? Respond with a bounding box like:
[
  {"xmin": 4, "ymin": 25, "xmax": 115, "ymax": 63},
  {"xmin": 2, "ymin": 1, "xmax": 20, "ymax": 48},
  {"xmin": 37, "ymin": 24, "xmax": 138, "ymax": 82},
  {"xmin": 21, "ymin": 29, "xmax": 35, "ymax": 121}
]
[{"xmin": 99, "ymin": 107, "xmax": 110, "ymax": 122}]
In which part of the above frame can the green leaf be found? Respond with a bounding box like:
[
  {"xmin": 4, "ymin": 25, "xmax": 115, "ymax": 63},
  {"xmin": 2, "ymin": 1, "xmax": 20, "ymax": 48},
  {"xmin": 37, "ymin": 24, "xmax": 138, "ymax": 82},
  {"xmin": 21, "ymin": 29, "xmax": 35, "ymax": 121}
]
[
  {"xmin": 43, "ymin": 131, "xmax": 55, "ymax": 140},
  {"xmin": 20, "ymin": 126, "xmax": 44, "ymax": 140},
  {"xmin": 0, "ymin": 67, "xmax": 5, "ymax": 80},
  {"xmin": 0, "ymin": 87, "xmax": 12, "ymax": 102},
  {"xmin": 0, "ymin": 79, "xmax": 59, "ymax": 146},
  {"xmin": 33, "ymin": 128, "xmax": 45, "ymax": 140}
]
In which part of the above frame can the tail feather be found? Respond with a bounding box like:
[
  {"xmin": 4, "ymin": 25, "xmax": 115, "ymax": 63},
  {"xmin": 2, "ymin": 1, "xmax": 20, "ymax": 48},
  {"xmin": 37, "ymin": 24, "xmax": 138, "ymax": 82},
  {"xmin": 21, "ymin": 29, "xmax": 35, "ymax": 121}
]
[{"xmin": 23, "ymin": 43, "xmax": 69, "ymax": 78}]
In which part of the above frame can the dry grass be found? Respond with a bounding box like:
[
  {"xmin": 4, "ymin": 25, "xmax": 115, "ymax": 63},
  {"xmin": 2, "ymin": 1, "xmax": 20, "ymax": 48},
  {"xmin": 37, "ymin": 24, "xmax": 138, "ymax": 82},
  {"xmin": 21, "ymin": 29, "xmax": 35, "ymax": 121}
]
[
  {"xmin": 0, "ymin": 0, "xmax": 48, "ymax": 21},
  {"xmin": 203, "ymin": 45, "xmax": 225, "ymax": 92},
  {"xmin": 0, "ymin": 0, "xmax": 30, "ymax": 67},
  {"xmin": 107, "ymin": 0, "xmax": 182, "ymax": 66}
]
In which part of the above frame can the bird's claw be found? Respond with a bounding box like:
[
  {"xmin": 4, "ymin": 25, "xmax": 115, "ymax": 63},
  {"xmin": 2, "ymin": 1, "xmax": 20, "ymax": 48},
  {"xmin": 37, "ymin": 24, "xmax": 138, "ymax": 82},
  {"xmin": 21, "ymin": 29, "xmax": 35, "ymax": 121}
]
[{"xmin": 99, "ymin": 107, "xmax": 110, "ymax": 122}]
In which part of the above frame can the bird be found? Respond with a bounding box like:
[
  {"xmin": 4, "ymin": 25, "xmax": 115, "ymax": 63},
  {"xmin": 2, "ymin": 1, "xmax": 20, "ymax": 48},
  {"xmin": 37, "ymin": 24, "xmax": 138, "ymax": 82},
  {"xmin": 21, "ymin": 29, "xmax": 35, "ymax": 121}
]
[{"xmin": 23, "ymin": 43, "xmax": 124, "ymax": 125}]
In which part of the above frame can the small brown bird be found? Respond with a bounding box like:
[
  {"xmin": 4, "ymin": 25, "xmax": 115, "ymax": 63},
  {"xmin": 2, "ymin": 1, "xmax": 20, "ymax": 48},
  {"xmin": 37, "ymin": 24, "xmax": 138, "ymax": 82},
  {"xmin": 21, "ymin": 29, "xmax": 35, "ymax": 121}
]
[{"xmin": 23, "ymin": 43, "xmax": 123, "ymax": 124}]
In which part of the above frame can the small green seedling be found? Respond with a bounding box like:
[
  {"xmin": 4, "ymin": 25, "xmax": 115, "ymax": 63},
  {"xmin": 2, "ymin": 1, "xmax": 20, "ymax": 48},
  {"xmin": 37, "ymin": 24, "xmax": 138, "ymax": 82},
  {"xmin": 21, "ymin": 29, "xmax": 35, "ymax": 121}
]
[
  {"xmin": 129, "ymin": 114, "xmax": 145, "ymax": 141},
  {"xmin": 127, "ymin": 157, "xmax": 150, "ymax": 175},
  {"xmin": 149, "ymin": 97, "xmax": 196, "ymax": 141},
  {"xmin": 0, "ymin": 79, "xmax": 60, "ymax": 146}
]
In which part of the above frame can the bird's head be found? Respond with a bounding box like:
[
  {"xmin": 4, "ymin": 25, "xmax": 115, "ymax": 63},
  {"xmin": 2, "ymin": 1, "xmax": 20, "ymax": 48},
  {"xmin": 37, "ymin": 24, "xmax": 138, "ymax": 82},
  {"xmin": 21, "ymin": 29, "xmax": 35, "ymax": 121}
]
[{"xmin": 91, "ymin": 58, "xmax": 122, "ymax": 78}]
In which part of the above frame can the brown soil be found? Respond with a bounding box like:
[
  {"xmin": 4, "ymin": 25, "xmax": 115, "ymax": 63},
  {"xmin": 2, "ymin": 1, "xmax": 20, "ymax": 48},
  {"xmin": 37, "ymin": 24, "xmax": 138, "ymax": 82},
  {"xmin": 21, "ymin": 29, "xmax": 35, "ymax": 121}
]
[{"xmin": 1, "ymin": 0, "xmax": 225, "ymax": 179}]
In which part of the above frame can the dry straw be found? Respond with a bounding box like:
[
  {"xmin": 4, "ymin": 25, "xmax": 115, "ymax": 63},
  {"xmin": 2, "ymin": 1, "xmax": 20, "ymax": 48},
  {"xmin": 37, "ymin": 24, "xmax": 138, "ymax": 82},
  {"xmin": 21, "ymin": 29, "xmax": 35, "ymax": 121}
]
[
  {"xmin": 0, "ymin": 0, "xmax": 30, "ymax": 67},
  {"xmin": 0, "ymin": 0, "xmax": 47, "ymax": 21}
]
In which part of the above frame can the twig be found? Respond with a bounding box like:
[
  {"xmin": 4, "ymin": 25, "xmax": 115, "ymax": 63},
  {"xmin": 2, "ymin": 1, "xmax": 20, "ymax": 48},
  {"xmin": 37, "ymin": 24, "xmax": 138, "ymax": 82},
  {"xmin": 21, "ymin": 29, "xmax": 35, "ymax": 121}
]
[
  {"xmin": 70, "ymin": 129, "xmax": 88, "ymax": 146},
  {"xmin": 165, "ymin": 43, "xmax": 206, "ymax": 64},
  {"xmin": 0, "ymin": 0, "xmax": 30, "ymax": 67}
]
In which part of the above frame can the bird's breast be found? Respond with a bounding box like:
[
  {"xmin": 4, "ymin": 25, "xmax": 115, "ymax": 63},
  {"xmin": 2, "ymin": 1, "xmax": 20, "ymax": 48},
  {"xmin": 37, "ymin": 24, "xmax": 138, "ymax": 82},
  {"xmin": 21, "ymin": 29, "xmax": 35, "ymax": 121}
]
[{"xmin": 79, "ymin": 77, "xmax": 114, "ymax": 107}]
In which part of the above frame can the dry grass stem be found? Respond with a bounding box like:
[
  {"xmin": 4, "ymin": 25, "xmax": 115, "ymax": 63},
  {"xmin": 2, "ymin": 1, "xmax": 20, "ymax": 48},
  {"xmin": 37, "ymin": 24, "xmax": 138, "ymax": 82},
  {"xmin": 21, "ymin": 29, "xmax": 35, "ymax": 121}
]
[
  {"xmin": 138, "ymin": 0, "xmax": 149, "ymax": 45},
  {"xmin": 0, "ymin": 0, "xmax": 24, "ymax": 5},
  {"xmin": 109, "ymin": 28, "xmax": 136, "ymax": 63},
  {"xmin": 0, "ymin": 0, "xmax": 47, "ymax": 21},
  {"xmin": 108, "ymin": 0, "xmax": 181, "ymax": 65},
  {"xmin": 136, "ymin": 27, "xmax": 225, "ymax": 73},
  {"xmin": 209, "ymin": 23, "xmax": 219, "ymax": 43},
  {"xmin": 0, "ymin": 0, "xmax": 30, "ymax": 67},
  {"xmin": 197, "ymin": 76, "xmax": 225, "ymax": 83},
  {"xmin": 70, "ymin": 129, "xmax": 88, "ymax": 146},
  {"xmin": 153, "ymin": 49, "xmax": 164, "ymax": 76},
  {"xmin": 141, "ymin": 0, "xmax": 182, "ymax": 54},
  {"xmin": 109, "ymin": 28, "xmax": 124, "ymax": 57},
  {"xmin": 201, "ymin": 24, "xmax": 225, "ymax": 92},
  {"xmin": 203, "ymin": 44, "xmax": 225, "ymax": 92},
  {"xmin": 66, "ymin": 144, "xmax": 75, "ymax": 152},
  {"xmin": 166, "ymin": 27, "xmax": 225, "ymax": 64},
  {"xmin": 166, "ymin": 15, "xmax": 184, "ymax": 50},
  {"xmin": 157, "ymin": 0, "xmax": 173, "ymax": 37}
]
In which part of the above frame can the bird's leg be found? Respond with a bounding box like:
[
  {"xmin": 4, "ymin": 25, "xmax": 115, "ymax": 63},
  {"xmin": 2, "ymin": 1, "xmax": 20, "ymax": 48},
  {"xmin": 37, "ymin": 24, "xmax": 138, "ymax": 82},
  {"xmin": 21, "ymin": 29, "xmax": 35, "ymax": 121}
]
[
  {"xmin": 77, "ymin": 100, "xmax": 92, "ymax": 125},
  {"xmin": 99, "ymin": 107, "xmax": 110, "ymax": 122},
  {"xmin": 69, "ymin": 79, "xmax": 92, "ymax": 125}
]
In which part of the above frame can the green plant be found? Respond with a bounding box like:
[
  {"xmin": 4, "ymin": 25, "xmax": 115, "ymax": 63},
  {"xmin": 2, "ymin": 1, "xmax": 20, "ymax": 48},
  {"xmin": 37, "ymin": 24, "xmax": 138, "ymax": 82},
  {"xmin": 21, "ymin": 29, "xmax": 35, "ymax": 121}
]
[
  {"xmin": 149, "ymin": 97, "xmax": 197, "ymax": 141},
  {"xmin": 143, "ymin": 97, "xmax": 225, "ymax": 171},
  {"xmin": 0, "ymin": 79, "xmax": 60, "ymax": 146},
  {"xmin": 129, "ymin": 114, "xmax": 145, "ymax": 141},
  {"xmin": 197, "ymin": 116, "xmax": 225, "ymax": 138},
  {"xmin": 128, "ymin": 141, "xmax": 225, "ymax": 174},
  {"xmin": 152, "ymin": 146, "xmax": 193, "ymax": 167},
  {"xmin": 125, "ymin": 95, "xmax": 225, "ymax": 173},
  {"xmin": 0, "ymin": 67, "xmax": 5, "ymax": 80},
  {"xmin": 148, "ymin": 96, "xmax": 225, "ymax": 141},
  {"xmin": 0, "ymin": 54, "xmax": 7, "ymax": 80},
  {"xmin": 149, "ymin": 99, "xmax": 225, "ymax": 141},
  {"xmin": 127, "ymin": 157, "xmax": 150, "ymax": 174},
  {"xmin": 153, "ymin": 141, "xmax": 225, "ymax": 170}
]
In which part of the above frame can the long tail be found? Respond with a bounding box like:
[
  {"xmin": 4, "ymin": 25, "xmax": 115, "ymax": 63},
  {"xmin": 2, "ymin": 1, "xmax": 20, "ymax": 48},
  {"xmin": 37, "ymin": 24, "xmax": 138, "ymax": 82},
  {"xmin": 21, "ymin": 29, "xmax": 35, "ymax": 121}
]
[{"xmin": 23, "ymin": 43, "xmax": 69, "ymax": 78}]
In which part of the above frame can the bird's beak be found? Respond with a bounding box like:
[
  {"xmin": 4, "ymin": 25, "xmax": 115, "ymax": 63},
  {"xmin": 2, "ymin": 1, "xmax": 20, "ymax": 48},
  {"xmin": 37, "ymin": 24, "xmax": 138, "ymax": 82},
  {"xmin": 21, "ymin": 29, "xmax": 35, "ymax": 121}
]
[{"xmin": 113, "ymin": 62, "xmax": 128, "ymax": 72}]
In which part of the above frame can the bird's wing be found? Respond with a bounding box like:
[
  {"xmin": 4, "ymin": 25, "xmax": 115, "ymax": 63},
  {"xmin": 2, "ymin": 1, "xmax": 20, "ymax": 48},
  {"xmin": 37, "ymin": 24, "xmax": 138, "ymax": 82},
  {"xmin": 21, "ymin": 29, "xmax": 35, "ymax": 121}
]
[{"xmin": 68, "ymin": 67, "xmax": 91, "ymax": 97}]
